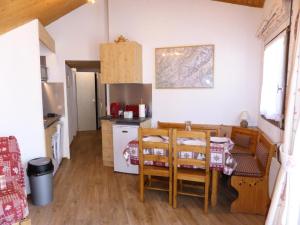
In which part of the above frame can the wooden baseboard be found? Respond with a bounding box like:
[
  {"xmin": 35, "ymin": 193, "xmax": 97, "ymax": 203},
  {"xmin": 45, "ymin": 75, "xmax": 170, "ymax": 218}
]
[
  {"xmin": 103, "ymin": 160, "xmax": 113, "ymax": 167},
  {"xmin": 12, "ymin": 218, "xmax": 31, "ymax": 225}
]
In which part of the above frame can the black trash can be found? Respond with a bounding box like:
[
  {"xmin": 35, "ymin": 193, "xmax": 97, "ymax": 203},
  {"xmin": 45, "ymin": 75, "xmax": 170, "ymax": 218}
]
[{"xmin": 27, "ymin": 157, "xmax": 54, "ymax": 206}]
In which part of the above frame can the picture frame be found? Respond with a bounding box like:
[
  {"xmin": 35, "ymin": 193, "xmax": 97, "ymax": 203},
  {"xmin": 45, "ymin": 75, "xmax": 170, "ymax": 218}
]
[{"xmin": 155, "ymin": 45, "xmax": 214, "ymax": 89}]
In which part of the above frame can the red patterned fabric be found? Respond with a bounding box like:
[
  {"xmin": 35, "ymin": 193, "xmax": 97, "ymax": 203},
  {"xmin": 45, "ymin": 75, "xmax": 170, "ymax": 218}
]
[
  {"xmin": 0, "ymin": 136, "xmax": 29, "ymax": 225},
  {"xmin": 123, "ymin": 137, "xmax": 237, "ymax": 175}
]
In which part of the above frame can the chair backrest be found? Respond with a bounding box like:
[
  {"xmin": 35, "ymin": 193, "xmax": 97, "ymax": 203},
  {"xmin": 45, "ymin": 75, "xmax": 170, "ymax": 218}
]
[
  {"xmin": 172, "ymin": 129, "xmax": 210, "ymax": 173},
  {"xmin": 157, "ymin": 121, "xmax": 185, "ymax": 129},
  {"xmin": 138, "ymin": 128, "xmax": 172, "ymax": 168},
  {"xmin": 231, "ymin": 126, "xmax": 259, "ymax": 154},
  {"xmin": 255, "ymin": 131, "xmax": 275, "ymax": 176},
  {"xmin": 157, "ymin": 121, "xmax": 220, "ymax": 137}
]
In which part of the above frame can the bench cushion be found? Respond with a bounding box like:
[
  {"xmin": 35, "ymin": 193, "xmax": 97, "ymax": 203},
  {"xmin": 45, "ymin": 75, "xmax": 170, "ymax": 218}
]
[{"xmin": 233, "ymin": 155, "xmax": 263, "ymax": 177}]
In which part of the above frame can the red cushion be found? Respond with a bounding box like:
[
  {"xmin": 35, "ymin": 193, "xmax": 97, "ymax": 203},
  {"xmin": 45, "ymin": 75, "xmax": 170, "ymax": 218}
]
[{"xmin": 0, "ymin": 136, "xmax": 28, "ymax": 225}]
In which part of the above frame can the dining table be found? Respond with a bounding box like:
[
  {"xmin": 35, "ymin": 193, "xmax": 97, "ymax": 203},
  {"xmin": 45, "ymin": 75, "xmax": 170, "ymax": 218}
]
[{"xmin": 123, "ymin": 136, "xmax": 237, "ymax": 207}]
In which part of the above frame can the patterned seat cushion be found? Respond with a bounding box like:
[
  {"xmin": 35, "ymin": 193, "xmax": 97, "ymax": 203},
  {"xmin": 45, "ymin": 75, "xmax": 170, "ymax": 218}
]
[
  {"xmin": 0, "ymin": 184, "xmax": 28, "ymax": 225},
  {"xmin": 0, "ymin": 136, "xmax": 28, "ymax": 225},
  {"xmin": 233, "ymin": 155, "xmax": 263, "ymax": 177}
]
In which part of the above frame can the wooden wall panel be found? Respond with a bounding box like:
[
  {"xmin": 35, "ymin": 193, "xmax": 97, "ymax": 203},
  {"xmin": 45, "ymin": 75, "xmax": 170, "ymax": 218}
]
[
  {"xmin": 213, "ymin": 0, "xmax": 265, "ymax": 8},
  {"xmin": 0, "ymin": 0, "xmax": 88, "ymax": 35},
  {"xmin": 38, "ymin": 22, "xmax": 56, "ymax": 52}
]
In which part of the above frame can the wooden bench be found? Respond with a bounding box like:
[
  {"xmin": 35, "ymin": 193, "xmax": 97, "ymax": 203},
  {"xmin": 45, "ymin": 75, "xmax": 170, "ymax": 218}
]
[
  {"xmin": 230, "ymin": 131, "xmax": 275, "ymax": 215},
  {"xmin": 230, "ymin": 126, "xmax": 259, "ymax": 155}
]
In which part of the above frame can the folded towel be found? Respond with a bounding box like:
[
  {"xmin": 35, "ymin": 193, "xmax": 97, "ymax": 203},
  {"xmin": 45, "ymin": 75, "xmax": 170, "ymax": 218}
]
[{"xmin": 177, "ymin": 138, "xmax": 206, "ymax": 146}]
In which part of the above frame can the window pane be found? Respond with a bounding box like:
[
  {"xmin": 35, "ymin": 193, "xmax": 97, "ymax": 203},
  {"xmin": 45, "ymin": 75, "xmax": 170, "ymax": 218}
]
[{"xmin": 260, "ymin": 32, "xmax": 287, "ymax": 122}]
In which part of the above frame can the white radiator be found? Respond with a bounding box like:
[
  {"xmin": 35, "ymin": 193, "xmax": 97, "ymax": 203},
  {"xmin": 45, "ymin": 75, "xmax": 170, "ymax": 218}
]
[{"xmin": 269, "ymin": 157, "xmax": 281, "ymax": 198}]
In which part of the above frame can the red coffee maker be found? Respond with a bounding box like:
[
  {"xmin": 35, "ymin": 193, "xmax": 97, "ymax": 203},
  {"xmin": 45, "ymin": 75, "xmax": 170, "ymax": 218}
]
[{"xmin": 110, "ymin": 102, "xmax": 121, "ymax": 118}]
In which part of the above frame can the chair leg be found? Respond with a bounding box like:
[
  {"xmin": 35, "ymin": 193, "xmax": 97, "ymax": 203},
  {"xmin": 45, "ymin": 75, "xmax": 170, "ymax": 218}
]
[
  {"xmin": 169, "ymin": 175, "xmax": 172, "ymax": 206},
  {"xmin": 204, "ymin": 176, "xmax": 210, "ymax": 213},
  {"xmin": 140, "ymin": 174, "xmax": 144, "ymax": 202},
  {"xmin": 148, "ymin": 175, "xmax": 152, "ymax": 186},
  {"xmin": 173, "ymin": 177, "xmax": 178, "ymax": 208}
]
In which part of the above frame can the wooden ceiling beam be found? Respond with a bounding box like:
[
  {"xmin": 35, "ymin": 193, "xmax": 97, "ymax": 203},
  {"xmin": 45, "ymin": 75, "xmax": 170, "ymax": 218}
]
[
  {"xmin": 0, "ymin": 0, "xmax": 88, "ymax": 35},
  {"xmin": 213, "ymin": 0, "xmax": 265, "ymax": 8}
]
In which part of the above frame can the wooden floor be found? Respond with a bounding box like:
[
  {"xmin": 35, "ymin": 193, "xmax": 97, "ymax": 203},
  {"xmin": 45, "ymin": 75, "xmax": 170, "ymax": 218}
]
[{"xmin": 28, "ymin": 131, "xmax": 265, "ymax": 225}]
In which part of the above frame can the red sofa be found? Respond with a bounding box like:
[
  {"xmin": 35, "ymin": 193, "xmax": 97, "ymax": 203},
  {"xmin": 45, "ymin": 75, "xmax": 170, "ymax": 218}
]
[{"xmin": 0, "ymin": 136, "xmax": 29, "ymax": 225}]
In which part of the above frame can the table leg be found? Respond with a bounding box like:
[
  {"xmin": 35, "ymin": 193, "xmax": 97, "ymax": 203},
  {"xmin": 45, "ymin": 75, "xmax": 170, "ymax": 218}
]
[{"xmin": 211, "ymin": 169, "xmax": 219, "ymax": 207}]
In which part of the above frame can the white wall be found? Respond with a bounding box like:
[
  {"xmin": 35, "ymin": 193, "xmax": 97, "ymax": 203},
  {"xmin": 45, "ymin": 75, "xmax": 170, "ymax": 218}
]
[
  {"xmin": 45, "ymin": 0, "xmax": 265, "ymax": 149},
  {"xmin": 0, "ymin": 20, "xmax": 45, "ymax": 192},
  {"xmin": 108, "ymin": 0, "xmax": 263, "ymax": 126},
  {"xmin": 45, "ymin": 0, "xmax": 108, "ymax": 156}
]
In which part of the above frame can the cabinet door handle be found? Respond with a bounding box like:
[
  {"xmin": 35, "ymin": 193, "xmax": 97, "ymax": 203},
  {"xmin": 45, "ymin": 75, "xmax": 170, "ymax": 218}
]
[{"xmin": 122, "ymin": 130, "xmax": 128, "ymax": 133}]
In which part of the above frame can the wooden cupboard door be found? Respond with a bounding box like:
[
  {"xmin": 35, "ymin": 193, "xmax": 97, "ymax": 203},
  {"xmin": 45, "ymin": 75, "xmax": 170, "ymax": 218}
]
[
  {"xmin": 101, "ymin": 120, "xmax": 113, "ymax": 167},
  {"xmin": 100, "ymin": 42, "xmax": 142, "ymax": 84}
]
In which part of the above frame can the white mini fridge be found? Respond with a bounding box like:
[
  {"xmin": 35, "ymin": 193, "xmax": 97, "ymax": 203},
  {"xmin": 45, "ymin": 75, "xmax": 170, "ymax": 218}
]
[{"xmin": 113, "ymin": 124, "xmax": 139, "ymax": 174}]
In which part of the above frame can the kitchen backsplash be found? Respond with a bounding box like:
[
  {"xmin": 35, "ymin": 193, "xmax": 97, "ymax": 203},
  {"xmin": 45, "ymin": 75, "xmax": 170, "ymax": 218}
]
[
  {"xmin": 109, "ymin": 84, "xmax": 152, "ymax": 116},
  {"xmin": 42, "ymin": 82, "xmax": 65, "ymax": 116}
]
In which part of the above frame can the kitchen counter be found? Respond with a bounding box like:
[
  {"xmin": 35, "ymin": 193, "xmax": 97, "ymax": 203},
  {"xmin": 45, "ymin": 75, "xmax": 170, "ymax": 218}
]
[
  {"xmin": 100, "ymin": 116, "xmax": 151, "ymax": 125},
  {"xmin": 44, "ymin": 116, "xmax": 60, "ymax": 128}
]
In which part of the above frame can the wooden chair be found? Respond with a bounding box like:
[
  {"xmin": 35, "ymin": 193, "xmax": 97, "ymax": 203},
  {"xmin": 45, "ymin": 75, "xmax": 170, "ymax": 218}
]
[
  {"xmin": 230, "ymin": 131, "xmax": 275, "ymax": 215},
  {"xmin": 172, "ymin": 129, "xmax": 211, "ymax": 213},
  {"xmin": 230, "ymin": 126, "xmax": 259, "ymax": 155},
  {"xmin": 138, "ymin": 128, "xmax": 173, "ymax": 205},
  {"xmin": 157, "ymin": 121, "xmax": 220, "ymax": 137}
]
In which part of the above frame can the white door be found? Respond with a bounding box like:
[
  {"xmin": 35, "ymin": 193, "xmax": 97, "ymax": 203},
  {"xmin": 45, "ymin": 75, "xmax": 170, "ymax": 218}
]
[
  {"xmin": 66, "ymin": 65, "xmax": 78, "ymax": 143},
  {"xmin": 76, "ymin": 72, "xmax": 96, "ymax": 131}
]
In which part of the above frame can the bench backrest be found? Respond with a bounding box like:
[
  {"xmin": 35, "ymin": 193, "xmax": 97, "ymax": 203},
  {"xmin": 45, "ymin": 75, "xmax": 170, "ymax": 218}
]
[
  {"xmin": 231, "ymin": 126, "xmax": 259, "ymax": 154},
  {"xmin": 255, "ymin": 131, "xmax": 276, "ymax": 177},
  {"xmin": 157, "ymin": 121, "xmax": 220, "ymax": 137}
]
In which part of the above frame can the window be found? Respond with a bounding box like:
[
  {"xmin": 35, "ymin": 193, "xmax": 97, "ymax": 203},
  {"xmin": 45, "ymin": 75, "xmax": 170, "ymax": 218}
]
[{"xmin": 260, "ymin": 31, "xmax": 288, "ymax": 128}]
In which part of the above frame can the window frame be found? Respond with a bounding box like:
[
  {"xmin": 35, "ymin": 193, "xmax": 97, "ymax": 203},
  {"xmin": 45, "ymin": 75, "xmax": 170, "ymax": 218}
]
[{"xmin": 260, "ymin": 28, "xmax": 290, "ymax": 130}]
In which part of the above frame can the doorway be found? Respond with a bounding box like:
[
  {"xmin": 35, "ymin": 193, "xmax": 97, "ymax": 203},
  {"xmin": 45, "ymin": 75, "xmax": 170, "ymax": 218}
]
[
  {"xmin": 65, "ymin": 60, "xmax": 106, "ymax": 136},
  {"xmin": 76, "ymin": 72, "xmax": 97, "ymax": 131}
]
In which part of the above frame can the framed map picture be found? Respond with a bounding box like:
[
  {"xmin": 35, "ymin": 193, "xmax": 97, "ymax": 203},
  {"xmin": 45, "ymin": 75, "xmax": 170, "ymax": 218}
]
[{"xmin": 155, "ymin": 45, "xmax": 214, "ymax": 88}]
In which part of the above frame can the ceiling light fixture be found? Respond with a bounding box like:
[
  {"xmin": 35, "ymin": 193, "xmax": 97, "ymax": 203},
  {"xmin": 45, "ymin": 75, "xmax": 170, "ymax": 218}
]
[{"xmin": 88, "ymin": 0, "xmax": 96, "ymax": 4}]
